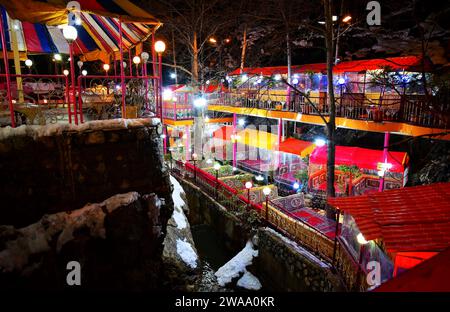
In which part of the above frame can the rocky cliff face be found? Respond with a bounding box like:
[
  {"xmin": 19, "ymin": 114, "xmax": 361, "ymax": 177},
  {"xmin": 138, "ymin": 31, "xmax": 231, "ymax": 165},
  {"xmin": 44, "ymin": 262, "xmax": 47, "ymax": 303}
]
[
  {"xmin": 0, "ymin": 119, "xmax": 183, "ymax": 290},
  {"xmin": 0, "ymin": 119, "xmax": 173, "ymax": 228},
  {"xmin": 0, "ymin": 192, "xmax": 166, "ymax": 290}
]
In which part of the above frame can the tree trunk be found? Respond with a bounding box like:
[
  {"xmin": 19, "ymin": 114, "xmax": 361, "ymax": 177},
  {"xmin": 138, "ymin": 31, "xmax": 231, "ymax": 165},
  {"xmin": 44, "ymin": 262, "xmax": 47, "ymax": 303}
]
[
  {"xmin": 324, "ymin": 0, "xmax": 336, "ymax": 218},
  {"xmin": 192, "ymin": 31, "xmax": 199, "ymax": 85},
  {"xmin": 171, "ymin": 27, "xmax": 178, "ymax": 84},
  {"xmin": 240, "ymin": 25, "xmax": 247, "ymax": 73},
  {"xmin": 286, "ymin": 31, "xmax": 292, "ymax": 111},
  {"xmin": 286, "ymin": 32, "xmax": 292, "ymax": 85}
]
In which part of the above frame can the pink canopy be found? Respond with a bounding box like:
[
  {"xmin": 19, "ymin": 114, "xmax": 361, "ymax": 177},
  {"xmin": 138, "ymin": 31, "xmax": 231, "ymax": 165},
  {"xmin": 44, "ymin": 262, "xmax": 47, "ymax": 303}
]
[{"xmin": 310, "ymin": 146, "xmax": 408, "ymax": 173}]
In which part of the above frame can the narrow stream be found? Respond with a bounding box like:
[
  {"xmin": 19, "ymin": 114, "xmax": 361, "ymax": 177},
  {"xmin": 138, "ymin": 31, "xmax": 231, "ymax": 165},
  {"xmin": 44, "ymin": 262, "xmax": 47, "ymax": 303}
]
[
  {"xmin": 191, "ymin": 224, "xmax": 234, "ymax": 291},
  {"xmin": 191, "ymin": 224, "xmax": 234, "ymax": 271}
]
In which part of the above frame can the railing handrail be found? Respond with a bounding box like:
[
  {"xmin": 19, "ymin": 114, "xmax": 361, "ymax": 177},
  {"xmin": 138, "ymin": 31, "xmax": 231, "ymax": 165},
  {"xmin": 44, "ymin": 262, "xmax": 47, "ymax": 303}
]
[
  {"xmin": 0, "ymin": 73, "xmax": 67, "ymax": 79},
  {"xmin": 80, "ymin": 74, "xmax": 159, "ymax": 80},
  {"xmin": 171, "ymin": 159, "xmax": 372, "ymax": 291},
  {"xmin": 268, "ymin": 199, "xmax": 335, "ymax": 242}
]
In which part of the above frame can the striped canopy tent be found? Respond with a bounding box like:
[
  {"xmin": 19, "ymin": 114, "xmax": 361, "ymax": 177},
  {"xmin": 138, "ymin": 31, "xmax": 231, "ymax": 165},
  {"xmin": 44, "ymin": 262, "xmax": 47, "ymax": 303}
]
[{"xmin": 0, "ymin": 0, "xmax": 161, "ymax": 63}]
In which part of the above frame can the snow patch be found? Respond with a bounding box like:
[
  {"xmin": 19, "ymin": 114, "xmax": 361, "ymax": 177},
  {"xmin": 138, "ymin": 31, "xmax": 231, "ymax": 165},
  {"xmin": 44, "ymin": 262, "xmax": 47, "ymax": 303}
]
[
  {"xmin": 170, "ymin": 175, "xmax": 186, "ymax": 210},
  {"xmin": 0, "ymin": 118, "xmax": 160, "ymax": 141},
  {"xmin": 237, "ymin": 270, "xmax": 262, "ymax": 290},
  {"xmin": 215, "ymin": 241, "xmax": 258, "ymax": 286},
  {"xmin": 176, "ymin": 238, "xmax": 198, "ymax": 269},
  {"xmin": 170, "ymin": 175, "xmax": 187, "ymax": 229},
  {"xmin": 265, "ymin": 228, "xmax": 330, "ymax": 268}
]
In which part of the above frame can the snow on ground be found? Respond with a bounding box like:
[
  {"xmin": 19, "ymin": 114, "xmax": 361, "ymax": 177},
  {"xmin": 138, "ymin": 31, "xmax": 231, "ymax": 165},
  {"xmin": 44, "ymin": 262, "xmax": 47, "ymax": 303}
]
[
  {"xmin": 237, "ymin": 270, "xmax": 262, "ymax": 290},
  {"xmin": 176, "ymin": 238, "xmax": 198, "ymax": 269},
  {"xmin": 170, "ymin": 175, "xmax": 187, "ymax": 229},
  {"xmin": 265, "ymin": 227, "xmax": 330, "ymax": 268},
  {"xmin": 215, "ymin": 240, "xmax": 259, "ymax": 286},
  {"xmin": 0, "ymin": 118, "xmax": 161, "ymax": 140}
]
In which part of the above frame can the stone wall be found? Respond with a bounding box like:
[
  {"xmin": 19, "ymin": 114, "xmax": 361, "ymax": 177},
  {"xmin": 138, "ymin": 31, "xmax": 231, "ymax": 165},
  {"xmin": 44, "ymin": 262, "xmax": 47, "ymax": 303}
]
[
  {"xmin": 0, "ymin": 119, "xmax": 173, "ymax": 227},
  {"xmin": 0, "ymin": 192, "xmax": 166, "ymax": 290},
  {"xmin": 255, "ymin": 228, "xmax": 344, "ymax": 292}
]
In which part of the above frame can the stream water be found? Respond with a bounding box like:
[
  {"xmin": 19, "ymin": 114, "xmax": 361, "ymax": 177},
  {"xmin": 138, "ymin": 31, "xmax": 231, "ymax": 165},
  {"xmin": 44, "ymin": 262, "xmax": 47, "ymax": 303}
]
[{"xmin": 191, "ymin": 224, "xmax": 234, "ymax": 291}]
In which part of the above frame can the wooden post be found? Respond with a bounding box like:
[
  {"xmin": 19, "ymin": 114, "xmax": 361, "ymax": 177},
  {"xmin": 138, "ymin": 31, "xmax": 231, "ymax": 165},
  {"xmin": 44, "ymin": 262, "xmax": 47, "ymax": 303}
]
[
  {"xmin": 0, "ymin": 12, "xmax": 15, "ymax": 127},
  {"xmin": 332, "ymin": 208, "xmax": 341, "ymax": 266},
  {"xmin": 118, "ymin": 20, "xmax": 126, "ymax": 117},
  {"xmin": 10, "ymin": 20, "xmax": 24, "ymax": 104}
]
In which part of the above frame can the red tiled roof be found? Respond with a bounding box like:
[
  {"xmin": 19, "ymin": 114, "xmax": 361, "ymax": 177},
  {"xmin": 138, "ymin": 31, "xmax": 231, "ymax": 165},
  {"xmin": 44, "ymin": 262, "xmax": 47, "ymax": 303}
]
[
  {"xmin": 328, "ymin": 183, "xmax": 450, "ymax": 253},
  {"xmin": 228, "ymin": 56, "xmax": 429, "ymax": 76},
  {"xmin": 374, "ymin": 248, "xmax": 450, "ymax": 292}
]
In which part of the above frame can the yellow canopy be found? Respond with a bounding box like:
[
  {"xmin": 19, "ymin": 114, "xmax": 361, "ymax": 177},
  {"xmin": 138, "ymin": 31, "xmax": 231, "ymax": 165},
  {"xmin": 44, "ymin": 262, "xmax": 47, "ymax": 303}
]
[
  {"xmin": 0, "ymin": 0, "xmax": 161, "ymax": 26},
  {"xmin": 237, "ymin": 128, "xmax": 279, "ymax": 150}
]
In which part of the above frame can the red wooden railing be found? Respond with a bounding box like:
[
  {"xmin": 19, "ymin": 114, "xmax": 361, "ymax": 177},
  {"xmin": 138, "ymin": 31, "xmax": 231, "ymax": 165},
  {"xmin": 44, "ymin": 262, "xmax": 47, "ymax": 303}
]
[
  {"xmin": 171, "ymin": 159, "xmax": 371, "ymax": 291},
  {"xmin": 0, "ymin": 73, "xmax": 71, "ymax": 126},
  {"xmin": 173, "ymin": 160, "xmax": 262, "ymax": 212}
]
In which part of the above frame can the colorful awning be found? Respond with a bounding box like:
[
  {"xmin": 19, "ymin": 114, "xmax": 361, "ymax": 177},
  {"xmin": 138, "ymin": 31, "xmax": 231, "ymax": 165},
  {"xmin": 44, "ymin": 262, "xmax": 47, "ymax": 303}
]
[
  {"xmin": 310, "ymin": 145, "xmax": 408, "ymax": 173},
  {"xmin": 0, "ymin": 0, "xmax": 160, "ymax": 25},
  {"xmin": 328, "ymin": 183, "xmax": 450, "ymax": 253},
  {"xmin": 0, "ymin": 1, "xmax": 160, "ymax": 62}
]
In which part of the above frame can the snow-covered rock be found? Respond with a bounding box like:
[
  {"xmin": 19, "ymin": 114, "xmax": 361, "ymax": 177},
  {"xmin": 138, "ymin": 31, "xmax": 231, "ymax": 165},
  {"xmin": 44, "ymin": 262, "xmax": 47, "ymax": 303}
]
[
  {"xmin": 0, "ymin": 118, "xmax": 160, "ymax": 141},
  {"xmin": 162, "ymin": 175, "xmax": 200, "ymax": 289},
  {"xmin": 237, "ymin": 270, "xmax": 262, "ymax": 290},
  {"xmin": 170, "ymin": 175, "xmax": 188, "ymax": 229},
  {"xmin": 215, "ymin": 240, "xmax": 259, "ymax": 287},
  {"xmin": 176, "ymin": 238, "xmax": 199, "ymax": 269}
]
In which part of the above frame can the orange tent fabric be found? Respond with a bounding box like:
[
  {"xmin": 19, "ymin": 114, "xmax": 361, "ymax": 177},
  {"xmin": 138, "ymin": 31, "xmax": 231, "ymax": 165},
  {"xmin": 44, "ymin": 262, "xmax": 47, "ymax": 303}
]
[{"xmin": 278, "ymin": 138, "xmax": 315, "ymax": 158}]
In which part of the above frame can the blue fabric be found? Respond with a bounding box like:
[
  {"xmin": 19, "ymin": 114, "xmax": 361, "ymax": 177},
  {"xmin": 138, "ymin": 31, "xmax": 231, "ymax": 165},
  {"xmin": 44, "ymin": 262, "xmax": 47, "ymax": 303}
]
[
  {"xmin": 0, "ymin": 7, "xmax": 10, "ymax": 50},
  {"xmin": 34, "ymin": 24, "xmax": 54, "ymax": 53},
  {"xmin": 75, "ymin": 24, "xmax": 98, "ymax": 51}
]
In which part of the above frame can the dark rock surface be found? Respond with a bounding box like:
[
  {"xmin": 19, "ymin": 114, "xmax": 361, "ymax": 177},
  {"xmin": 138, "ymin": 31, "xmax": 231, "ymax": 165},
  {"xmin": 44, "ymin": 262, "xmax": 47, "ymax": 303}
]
[
  {"xmin": 0, "ymin": 119, "xmax": 173, "ymax": 228},
  {"xmin": 0, "ymin": 192, "xmax": 167, "ymax": 290}
]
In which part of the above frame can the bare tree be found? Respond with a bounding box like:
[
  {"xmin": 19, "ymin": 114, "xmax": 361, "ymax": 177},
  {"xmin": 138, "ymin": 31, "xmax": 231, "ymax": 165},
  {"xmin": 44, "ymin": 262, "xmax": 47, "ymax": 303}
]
[
  {"xmin": 152, "ymin": 0, "xmax": 230, "ymax": 86},
  {"xmin": 323, "ymin": 0, "xmax": 337, "ymax": 215}
]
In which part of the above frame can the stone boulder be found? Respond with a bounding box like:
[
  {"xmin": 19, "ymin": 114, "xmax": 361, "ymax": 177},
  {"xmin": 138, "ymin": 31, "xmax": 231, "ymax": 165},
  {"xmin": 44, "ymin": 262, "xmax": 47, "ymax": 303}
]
[{"xmin": 0, "ymin": 192, "xmax": 168, "ymax": 290}]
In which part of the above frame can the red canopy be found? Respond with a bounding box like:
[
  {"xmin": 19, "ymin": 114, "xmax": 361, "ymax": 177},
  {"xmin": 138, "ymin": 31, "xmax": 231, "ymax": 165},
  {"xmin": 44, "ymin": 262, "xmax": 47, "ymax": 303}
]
[
  {"xmin": 203, "ymin": 84, "xmax": 228, "ymax": 93},
  {"xmin": 333, "ymin": 56, "xmax": 427, "ymax": 73},
  {"xmin": 309, "ymin": 145, "xmax": 408, "ymax": 173},
  {"xmin": 228, "ymin": 56, "xmax": 429, "ymax": 77},
  {"xmin": 278, "ymin": 138, "xmax": 315, "ymax": 157},
  {"xmin": 228, "ymin": 64, "xmax": 327, "ymax": 77}
]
